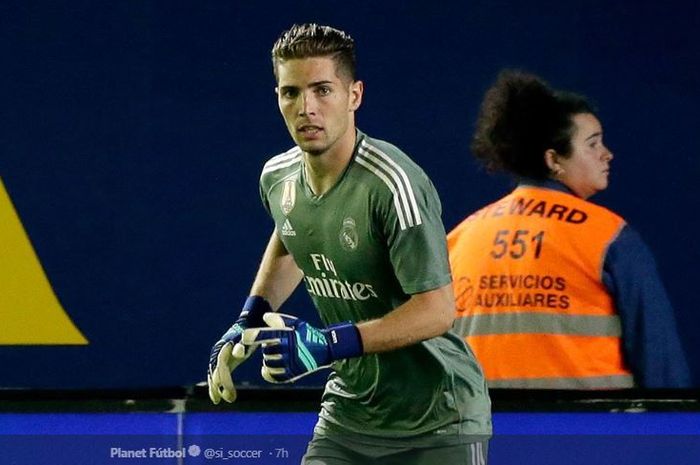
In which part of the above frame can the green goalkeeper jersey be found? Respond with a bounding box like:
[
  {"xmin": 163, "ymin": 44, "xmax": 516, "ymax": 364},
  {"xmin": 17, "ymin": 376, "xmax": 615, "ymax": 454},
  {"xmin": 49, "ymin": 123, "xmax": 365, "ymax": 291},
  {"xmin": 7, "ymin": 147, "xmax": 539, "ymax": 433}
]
[{"xmin": 259, "ymin": 131, "xmax": 491, "ymax": 441}]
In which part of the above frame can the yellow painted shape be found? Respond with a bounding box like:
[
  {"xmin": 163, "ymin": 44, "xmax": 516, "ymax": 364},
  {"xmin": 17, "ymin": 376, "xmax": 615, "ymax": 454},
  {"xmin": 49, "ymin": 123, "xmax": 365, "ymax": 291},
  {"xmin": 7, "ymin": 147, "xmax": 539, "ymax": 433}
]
[{"xmin": 0, "ymin": 177, "xmax": 88, "ymax": 344}]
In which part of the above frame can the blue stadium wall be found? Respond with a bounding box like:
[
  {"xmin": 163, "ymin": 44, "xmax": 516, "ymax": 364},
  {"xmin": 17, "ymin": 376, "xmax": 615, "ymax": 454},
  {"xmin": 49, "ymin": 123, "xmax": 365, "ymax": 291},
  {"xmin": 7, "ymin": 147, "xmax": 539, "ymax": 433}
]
[{"xmin": 1, "ymin": 0, "xmax": 699, "ymax": 388}]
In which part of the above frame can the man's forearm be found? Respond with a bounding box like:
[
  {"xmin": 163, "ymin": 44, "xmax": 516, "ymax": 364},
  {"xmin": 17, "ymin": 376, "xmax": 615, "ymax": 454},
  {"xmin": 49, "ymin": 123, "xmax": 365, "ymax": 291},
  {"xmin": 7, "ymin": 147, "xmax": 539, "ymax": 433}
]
[
  {"xmin": 356, "ymin": 283, "xmax": 455, "ymax": 354},
  {"xmin": 249, "ymin": 230, "xmax": 304, "ymax": 311}
]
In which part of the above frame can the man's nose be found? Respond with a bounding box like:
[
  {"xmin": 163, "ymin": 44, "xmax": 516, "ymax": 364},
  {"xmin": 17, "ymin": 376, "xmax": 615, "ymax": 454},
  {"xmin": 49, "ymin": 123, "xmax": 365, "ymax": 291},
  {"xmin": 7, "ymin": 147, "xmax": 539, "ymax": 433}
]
[{"xmin": 298, "ymin": 91, "xmax": 317, "ymax": 116}]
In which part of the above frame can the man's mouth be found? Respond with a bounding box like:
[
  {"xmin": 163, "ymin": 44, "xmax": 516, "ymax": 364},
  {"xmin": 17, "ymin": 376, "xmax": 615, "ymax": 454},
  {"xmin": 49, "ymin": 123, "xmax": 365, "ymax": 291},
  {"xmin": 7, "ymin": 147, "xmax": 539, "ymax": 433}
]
[{"xmin": 298, "ymin": 125, "xmax": 322, "ymax": 135}]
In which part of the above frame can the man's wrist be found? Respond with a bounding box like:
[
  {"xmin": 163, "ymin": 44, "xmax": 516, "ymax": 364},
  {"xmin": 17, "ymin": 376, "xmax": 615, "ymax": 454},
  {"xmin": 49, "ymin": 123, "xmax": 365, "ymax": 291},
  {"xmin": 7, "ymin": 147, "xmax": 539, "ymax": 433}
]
[
  {"xmin": 325, "ymin": 322, "xmax": 363, "ymax": 360},
  {"xmin": 239, "ymin": 295, "xmax": 272, "ymax": 328}
]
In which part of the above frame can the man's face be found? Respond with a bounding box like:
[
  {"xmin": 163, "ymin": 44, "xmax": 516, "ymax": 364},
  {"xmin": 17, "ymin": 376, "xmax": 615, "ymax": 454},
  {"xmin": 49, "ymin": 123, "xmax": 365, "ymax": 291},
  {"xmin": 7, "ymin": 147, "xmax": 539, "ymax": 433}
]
[{"xmin": 275, "ymin": 56, "xmax": 362, "ymax": 156}]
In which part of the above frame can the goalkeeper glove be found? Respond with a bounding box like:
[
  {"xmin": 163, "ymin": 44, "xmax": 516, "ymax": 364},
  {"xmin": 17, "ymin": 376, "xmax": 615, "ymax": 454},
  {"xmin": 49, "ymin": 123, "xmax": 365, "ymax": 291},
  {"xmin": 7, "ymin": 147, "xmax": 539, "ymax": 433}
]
[
  {"xmin": 207, "ymin": 296, "xmax": 271, "ymax": 404},
  {"xmin": 242, "ymin": 312, "xmax": 363, "ymax": 383}
]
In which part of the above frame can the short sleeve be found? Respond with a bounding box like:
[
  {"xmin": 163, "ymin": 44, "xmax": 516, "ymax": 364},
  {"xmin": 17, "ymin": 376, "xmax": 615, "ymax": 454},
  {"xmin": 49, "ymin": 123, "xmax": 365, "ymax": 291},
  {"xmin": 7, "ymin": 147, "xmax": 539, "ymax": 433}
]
[
  {"xmin": 377, "ymin": 170, "xmax": 452, "ymax": 295},
  {"xmin": 259, "ymin": 171, "xmax": 272, "ymax": 216}
]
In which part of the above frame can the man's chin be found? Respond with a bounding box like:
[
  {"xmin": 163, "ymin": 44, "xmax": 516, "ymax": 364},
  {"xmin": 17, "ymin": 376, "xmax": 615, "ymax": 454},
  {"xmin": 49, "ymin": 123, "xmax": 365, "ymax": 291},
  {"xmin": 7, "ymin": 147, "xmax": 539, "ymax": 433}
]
[{"xmin": 296, "ymin": 141, "xmax": 327, "ymax": 156}]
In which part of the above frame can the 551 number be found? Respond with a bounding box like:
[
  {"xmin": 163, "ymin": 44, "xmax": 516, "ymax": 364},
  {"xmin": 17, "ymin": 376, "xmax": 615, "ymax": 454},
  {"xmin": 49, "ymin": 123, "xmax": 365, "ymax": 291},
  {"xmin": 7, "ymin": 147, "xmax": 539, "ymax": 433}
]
[{"xmin": 490, "ymin": 229, "xmax": 545, "ymax": 259}]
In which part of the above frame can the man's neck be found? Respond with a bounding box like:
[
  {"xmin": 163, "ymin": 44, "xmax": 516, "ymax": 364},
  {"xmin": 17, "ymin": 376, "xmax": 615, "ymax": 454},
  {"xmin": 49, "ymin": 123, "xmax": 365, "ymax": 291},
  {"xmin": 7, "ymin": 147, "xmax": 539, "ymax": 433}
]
[{"xmin": 304, "ymin": 129, "xmax": 357, "ymax": 196}]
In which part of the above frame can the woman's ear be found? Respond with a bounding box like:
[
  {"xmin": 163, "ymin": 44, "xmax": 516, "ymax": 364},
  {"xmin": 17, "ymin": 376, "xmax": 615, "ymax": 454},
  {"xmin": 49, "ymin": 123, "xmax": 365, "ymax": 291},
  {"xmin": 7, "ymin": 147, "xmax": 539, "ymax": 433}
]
[{"xmin": 545, "ymin": 149, "xmax": 564, "ymax": 176}]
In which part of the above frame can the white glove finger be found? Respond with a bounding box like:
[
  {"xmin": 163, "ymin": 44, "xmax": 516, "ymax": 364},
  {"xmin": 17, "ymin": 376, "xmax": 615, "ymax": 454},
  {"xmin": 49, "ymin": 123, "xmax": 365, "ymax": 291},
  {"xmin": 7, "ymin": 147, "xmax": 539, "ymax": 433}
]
[
  {"xmin": 214, "ymin": 344, "xmax": 237, "ymax": 403},
  {"xmin": 242, "ymin": 327, "xmax": 286, "ymax": 346},
  {"xmin": 263, "ymin": 352, "xmax": 282, "ymax": 362},
  {"xmin": 213, "ymin": 363, "xmax": 237, "ymax": 403},
  {"xmin": 231, "ymin": 342, "xmax": 248, "ymax": 361},
  {"xmin": 208, "ymin": 342, "xmax": 232, "ymax": 405},
  {"xmin": 241, "ymin": 328, "xmax": 261, "ymax": 346},
  {"xmin": 261, "ymin": 365, "xmax": 284, "ymax": 384},
  {"xmin": 264, "ymin": 365, "xmax": 286, "ymax": 375},
  {"xmin": 263, "ymin": 312, "xmax": 295, "ymax": 329},
  {"xmin": 216, "ymin": 342, "xmax": 233, "ymax": 369},
  {"xmin": 207, "ymin": 371, "xmax": 221, "ymax": 405}
]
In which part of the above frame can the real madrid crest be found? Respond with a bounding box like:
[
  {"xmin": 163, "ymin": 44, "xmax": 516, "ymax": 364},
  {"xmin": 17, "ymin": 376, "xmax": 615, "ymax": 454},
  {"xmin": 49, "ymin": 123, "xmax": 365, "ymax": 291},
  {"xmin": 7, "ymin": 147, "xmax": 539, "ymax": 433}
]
[
  {"xmin": 339, "ymin": 217, "xmax": 359, "ymax": 251},
  {"xmin": 280, "ymin": 179, "xmax": 296, "ymax": 216}
]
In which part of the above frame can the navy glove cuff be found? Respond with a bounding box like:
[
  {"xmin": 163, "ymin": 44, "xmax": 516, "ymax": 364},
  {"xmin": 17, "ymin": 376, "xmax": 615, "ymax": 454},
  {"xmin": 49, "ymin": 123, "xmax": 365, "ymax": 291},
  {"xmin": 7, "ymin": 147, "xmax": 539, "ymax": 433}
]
[
  {"xmin": 239, "ymin": 295, "xmax": 272, "ymax": 328},
  {"xmin": 325, "ymin": 322, "xmax": 363, "ymax": 361}
]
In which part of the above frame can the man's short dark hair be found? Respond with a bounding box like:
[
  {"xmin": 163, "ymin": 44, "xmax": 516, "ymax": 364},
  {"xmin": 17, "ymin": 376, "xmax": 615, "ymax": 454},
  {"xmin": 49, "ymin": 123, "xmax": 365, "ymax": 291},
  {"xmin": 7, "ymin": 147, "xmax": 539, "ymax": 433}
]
[{"xmin": 272, "ymin": 23, "xmax": 356, "ymax": 83}]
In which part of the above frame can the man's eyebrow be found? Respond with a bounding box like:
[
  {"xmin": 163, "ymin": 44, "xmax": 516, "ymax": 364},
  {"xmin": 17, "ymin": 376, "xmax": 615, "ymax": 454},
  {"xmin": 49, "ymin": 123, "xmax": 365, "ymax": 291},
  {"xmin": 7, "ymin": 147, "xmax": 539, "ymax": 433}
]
[
  {"xmin": 309, "ymin": 80, "xmax": 334, "ymax": 87},
  {"xmin": 278, "ymin": 80, "xmax": 334, "ymax": 91}
]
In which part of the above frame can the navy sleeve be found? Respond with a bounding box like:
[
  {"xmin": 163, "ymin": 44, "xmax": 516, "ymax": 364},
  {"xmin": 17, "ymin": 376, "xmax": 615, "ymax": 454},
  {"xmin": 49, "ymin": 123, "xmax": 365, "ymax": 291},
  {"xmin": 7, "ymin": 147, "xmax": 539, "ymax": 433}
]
[{"xmin": 602, "ymin": 225, "xmax": 692, "ymax": 388}]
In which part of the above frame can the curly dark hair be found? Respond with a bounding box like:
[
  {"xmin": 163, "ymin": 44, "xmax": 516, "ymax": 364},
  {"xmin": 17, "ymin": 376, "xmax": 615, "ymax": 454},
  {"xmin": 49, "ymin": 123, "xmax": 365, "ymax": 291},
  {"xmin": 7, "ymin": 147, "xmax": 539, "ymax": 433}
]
[
  {"xmin": 271, "ymin": 23, "xmax": 356, "ymax": 83},
  {"xmin": 471, "ymin": 70, "xmax": 595, "ymax": 179}
]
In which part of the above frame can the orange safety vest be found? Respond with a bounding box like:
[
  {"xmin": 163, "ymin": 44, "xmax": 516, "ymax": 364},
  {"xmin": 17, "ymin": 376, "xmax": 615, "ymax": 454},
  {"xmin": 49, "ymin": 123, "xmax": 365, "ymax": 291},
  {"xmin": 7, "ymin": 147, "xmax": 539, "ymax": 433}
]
[{"xmin": 447, "ymin": 186, "xmax": 635, "ymax": 389}]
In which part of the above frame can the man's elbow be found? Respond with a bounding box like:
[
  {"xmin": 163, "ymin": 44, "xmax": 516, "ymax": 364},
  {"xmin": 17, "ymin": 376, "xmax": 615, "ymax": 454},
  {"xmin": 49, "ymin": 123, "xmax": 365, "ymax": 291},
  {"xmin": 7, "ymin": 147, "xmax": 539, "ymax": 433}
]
[
  {"xmin": 435, "ymin": 304, "xmax": 455, "ymax": 335},
  {"xmin": 414, "ymin": 284, "xmax": 457, "ymax": 337}
]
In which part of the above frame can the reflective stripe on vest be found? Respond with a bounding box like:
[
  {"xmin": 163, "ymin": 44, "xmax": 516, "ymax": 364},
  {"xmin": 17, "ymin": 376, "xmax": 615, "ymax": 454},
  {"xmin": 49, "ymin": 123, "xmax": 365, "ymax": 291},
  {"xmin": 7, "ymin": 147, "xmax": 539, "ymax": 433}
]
[
  {"xmin": 488, "ymin": 374, "xmax": 634, "ymax": 389},
  {"xmin": 455, "ymin": 313, "xmax": 622, "ymax": 337}
]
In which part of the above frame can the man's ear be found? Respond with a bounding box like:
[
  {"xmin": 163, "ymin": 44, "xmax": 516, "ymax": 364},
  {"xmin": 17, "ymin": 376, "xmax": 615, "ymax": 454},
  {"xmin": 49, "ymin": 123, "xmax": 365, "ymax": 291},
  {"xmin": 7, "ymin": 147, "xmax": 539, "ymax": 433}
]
[{"xmin": 349, "ymin": 80, "xmax": 364, "ymax": 111}]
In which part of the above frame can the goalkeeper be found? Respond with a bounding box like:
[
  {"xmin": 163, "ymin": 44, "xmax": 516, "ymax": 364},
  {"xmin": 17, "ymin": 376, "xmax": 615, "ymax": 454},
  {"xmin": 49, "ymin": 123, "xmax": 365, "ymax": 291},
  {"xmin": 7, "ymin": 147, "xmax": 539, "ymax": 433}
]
[{"xmin": 207, "ymin": 23, "xmax": 491, "ymax": 465}]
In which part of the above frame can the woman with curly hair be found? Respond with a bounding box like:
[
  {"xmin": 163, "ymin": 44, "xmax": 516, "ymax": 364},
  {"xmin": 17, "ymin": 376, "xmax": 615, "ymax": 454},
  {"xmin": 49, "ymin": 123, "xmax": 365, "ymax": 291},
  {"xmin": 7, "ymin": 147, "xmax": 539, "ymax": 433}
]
[{"xmin": 448, "ymin": 70, "xmax": 690, "ymax": 389}]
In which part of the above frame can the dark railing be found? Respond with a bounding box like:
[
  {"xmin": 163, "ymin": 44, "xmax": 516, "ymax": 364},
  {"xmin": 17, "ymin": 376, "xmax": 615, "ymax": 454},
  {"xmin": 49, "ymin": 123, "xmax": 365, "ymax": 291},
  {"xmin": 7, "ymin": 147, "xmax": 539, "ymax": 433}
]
[{"xmin": 1, "ymin": 386, "xmax": 698, "ymax": 413}]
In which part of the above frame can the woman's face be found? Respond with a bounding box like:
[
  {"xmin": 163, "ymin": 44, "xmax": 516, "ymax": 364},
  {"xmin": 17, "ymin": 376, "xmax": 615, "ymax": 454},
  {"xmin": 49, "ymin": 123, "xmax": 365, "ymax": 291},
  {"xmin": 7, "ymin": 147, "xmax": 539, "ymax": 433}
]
[{"xmin": 556, "ymin": 113, "xmax": 613, "ymax": 199}]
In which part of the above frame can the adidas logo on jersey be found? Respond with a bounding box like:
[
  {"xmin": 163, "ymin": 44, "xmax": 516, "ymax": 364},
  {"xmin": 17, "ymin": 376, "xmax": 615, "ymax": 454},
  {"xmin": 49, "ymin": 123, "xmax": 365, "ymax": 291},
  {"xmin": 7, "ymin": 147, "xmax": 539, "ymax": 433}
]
[{"xmin": 281, "ymin": 219, "xmax": 296, "ymax": 236}]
